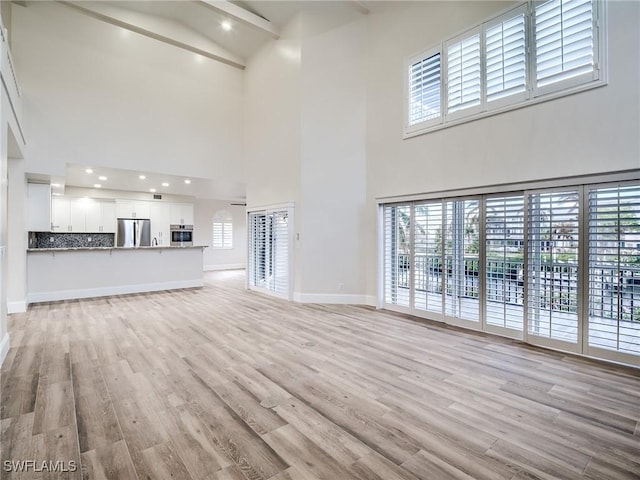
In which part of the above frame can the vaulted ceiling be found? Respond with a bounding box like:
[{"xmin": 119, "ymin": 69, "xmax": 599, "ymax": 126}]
[{"xmin": 53, "ymin": 0, "xmax": 372, "ymax": 69}]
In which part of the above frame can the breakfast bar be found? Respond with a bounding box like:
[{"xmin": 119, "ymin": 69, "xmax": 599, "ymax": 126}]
[{"xmin": 26, "ymin": 246, "xmax": 206, "ymax": 304}]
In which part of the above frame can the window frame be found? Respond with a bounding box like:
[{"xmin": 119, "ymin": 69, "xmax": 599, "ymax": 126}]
[
  {"xmin": 403, "ymin": 0, "xmax": 607, "ymax": 139},
  {"xmin": 405, "ymin": 46, "xmax": 444, "ymax": 133},
  {"xmin": 445, "ymin": 26, "xmax": 484, "ymax": 121},
  {"xmin": 532, "ymin": 0, "xmax": 601, "ymax": 97},
  {"xmin": 212, "ymin": 211, "xmax": 233, "ymax": 250},
  {"xmin": 484, "ymin": 4, "xmax": 530, "ymax": 110}
]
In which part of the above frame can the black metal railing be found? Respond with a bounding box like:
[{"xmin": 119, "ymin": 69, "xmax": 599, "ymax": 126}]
[{"xmin": 394, "ymin": 254, "xmax": 639, "ymax": 322}]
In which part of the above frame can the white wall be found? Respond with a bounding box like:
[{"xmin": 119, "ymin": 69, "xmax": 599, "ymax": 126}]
[
  {"xmin": 365, "ymin": 1, "xmax": 639, "ymax": 200},
  {"xmin": 297, "ymin": 11, "xmax": 368, "ymax": 301},
  {"xmin": 7, "ymin": 157, "xmax": 26, "ymax": 312},
  {"xmin": 243, "ymin": 14, "xmax": 302, "ymax": 209},
  {"xmin": 194, "ymin": 198, "xmax": 246, "ymax": 270},
  {"xmin": 12, "ymin": 2, "xmax": 243, "ymax": 184},
  {"xmin": 0, "ymin": 94, "xmax": 9, "ymax": 363}
]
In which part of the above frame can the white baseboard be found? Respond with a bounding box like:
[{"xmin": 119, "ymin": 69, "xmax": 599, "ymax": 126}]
[
  {"xmin": 203, "ymin": 263, "xmax": 245, "ymax": 271},
  {"xmin": 0, "ymin": 333, "xmax": 9, "ymax": 367},
  {"xmin": 26, "ymin": 279, "xmax": 204, "ymax": 304},
  {"xmin": 294, "ymin": 292, "xmax": 376, "ymax": 306},
  {"xmin": 7, "ymin": 301, "xmax": 27, "ymax": 314}
]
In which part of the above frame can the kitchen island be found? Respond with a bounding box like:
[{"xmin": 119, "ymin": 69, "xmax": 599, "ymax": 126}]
[{"xmin": 27, "ymin": 246, "xmax": 206, "ymax": 304}]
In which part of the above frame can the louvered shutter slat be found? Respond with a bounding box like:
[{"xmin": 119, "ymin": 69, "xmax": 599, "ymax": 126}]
[
  {"xmin": 588, "ymin": 185, "xmax": 640, "ymax": 354},
  {"xmin": 485, "ymin": 10, "xmax": 526, "ymax": 103},
  {"xmin": 408, "ymin": 52, "xmax": 441, "ymax": 126},
  {"xmin": 535, "ymin": 0, "xmax": 594, "ymax": 88}
]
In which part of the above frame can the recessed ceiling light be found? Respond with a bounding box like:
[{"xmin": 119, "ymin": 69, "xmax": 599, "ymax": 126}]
[
  {"xmin": 51, "ymin": 183, "xmax": 61, "ymax": 187},
  {"xmin": 162, "ymin": 182, "xmax": 169, "ymax": 187},
  {"xmin": 85, "ymin": 168, "xmax": 94, "ymax": 174},
  {"xmin": 221, "ymin": 20, "xmax": 232, "ymax": 31},
  {"xmin": 98, "ymin": 176, "xmax": 107, "ymax": 181},
  {"xmin": 184, "ymin": 179, "xmax": 191, "ymax": 184},
  {"xmin": 139, "ymin": 175, "xmax": 146, "ymax": 180},
  {"xmin": 194, "ymin": 54, "xmax": 204, "ymax": 63},
  {"xmin": 94, "ymin": 184, "xmax": 102, "ymax": 188}
]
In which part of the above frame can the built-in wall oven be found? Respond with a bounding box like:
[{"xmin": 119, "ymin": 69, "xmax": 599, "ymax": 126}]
[{"xmin": 170, "ymin": 224, "xmax": 193, "ymax": 246}]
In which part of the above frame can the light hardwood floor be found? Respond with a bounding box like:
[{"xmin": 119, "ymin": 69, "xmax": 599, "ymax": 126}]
[{"xmin": 1, "ymin": 270, "xmax": 639, "ymax": 480}]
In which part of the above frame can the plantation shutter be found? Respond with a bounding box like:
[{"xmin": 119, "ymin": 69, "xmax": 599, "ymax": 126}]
[
  {"xmin": 485, "ymin": 195, "xmax": 525, "ymax": 331},
  {"xmin": 213, "ymin": 215, "xmax": 233, "ymax": 249},
  {"xmin": 486, "ymin": 7, "xmax": 527, "ymax": 105},
  {"xmin": 588, "ymin": 184, "xmax": 640, "ymax": 355},
  {"xmin": 408, "ymin": 51, "xmax": 442, "ymax": 127},
  {"xmin": 527, "ymin": 190, "xmax": 580, "ymax": 344},
  {"xmin": 413, "ymin": 202, "xmax": 443, "ymax": 315},
  {"xmin": 248, "ymin": 213, "xmax": 266, "ymax": 289},
  {"xmin": 271, "ymin": 211, "xmax": 290, "ymax": 296},
  {"xmin": 446, "ymin": 30, "xmax": 481, "ymax": 116},
  {"xmin": 535, "ymin": 0, "xmax": 596, "ymax": 92},
  {"xmin": 248, "ymin": 209, "xmax": 291, "ymax": 298},
  {"xmin": 444, "ymin": 199, "xmax": 480, "ymax": 322},
  {"xmin": 384, "ymin": 204, "xmax": 411, "ymax": 308}
]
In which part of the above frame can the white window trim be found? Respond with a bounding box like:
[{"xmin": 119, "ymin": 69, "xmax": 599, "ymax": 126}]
[{"xmin": 403, "ymin": 0, "xmax": 607, "ymax": 140}]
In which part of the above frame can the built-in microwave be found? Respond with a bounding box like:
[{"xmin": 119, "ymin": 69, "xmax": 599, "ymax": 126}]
[{"xmin": 170, "ymin": 224, "xmax": 193, "ymax": 246}]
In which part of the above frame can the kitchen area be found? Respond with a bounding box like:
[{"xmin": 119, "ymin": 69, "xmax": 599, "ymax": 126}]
[{"xmin": 25, "ymin": 182, "xmax": 207, "ymax": 304}]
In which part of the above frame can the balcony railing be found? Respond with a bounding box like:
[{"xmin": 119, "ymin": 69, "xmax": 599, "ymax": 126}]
[{"xmin": 394, "ymin": 253, "xmax": 639, "ymax": 322}]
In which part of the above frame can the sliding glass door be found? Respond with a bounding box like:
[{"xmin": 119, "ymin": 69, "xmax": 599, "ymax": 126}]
[
  {"xmin": 380, "ymin": 179, "xmax": 640, "ymax": 366},
  {"xmin": 383, "ymin": 204, "xmax": 412, "ymax": 310},
  {"xmin": 414, "ymin": 202, "xmax": 444, "ymax": 319},
  {"xmin": 587, "ymin": 184, "xmax": 640, "ymax": 363},
  {"xmin": 485, "ymin": 194, "xmax": 525, "ymax": 337},
  {"xmin": 248, "ymin": 208, "xmax": 292, "ymax": 299},
  {"xmin": 444, "ymin": 199, "xmax": 480, "ymax": 327},
  {"xmin": 527, "ymin": 190, "xmax": 580, "ymax": 352}
]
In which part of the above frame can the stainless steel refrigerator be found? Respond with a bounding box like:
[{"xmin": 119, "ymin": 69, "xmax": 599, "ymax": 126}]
[{"xmin": 117, "ymin": 219, "xmax": 151, "ymax": 247}]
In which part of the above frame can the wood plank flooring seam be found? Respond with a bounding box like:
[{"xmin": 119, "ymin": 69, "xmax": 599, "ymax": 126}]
[{"xmin": 78, "ymin": 339, "xmax": 140, "ymax": 480}]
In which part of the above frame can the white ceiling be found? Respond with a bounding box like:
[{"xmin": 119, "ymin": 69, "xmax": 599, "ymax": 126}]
[{"xmin": 63, "ymin": 163, "xmax": 246, "ymax": 201}]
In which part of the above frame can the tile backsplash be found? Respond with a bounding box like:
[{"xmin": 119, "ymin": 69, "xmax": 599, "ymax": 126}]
[{"xmin": 29, "ymin": 232, "xmax": 115, "ymax": 249}]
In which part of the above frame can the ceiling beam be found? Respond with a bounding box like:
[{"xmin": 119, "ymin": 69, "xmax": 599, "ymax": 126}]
[
  {"xmin": 58, "ymin": 1, "xmax": 246, "ymax": 70},
  {"xmin": 198, "ymin": 1, "xmax": 280, "ymax": 40}
]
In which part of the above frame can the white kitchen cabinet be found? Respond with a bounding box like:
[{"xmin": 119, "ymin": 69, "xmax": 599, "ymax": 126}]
[
  {"xmin": 53, "ymin": 197, "xmax": 116, "ymax": 233},
  {"xmin": 169, "ymin": 203, "xmax": 194, "ymax": 225},
  {"xmin": 101, "ymin": 202, "xmax": 116, "ymax": 233},
  {"xmin": 70, "ymin": 200, "xmax": 89, "ymax": 232},
  {"xmin": 149, "ymin": 202, "xmax": 170, "ymax": 246},
  {"xmin": 27, "ymin": 183, "xmax": 52, "ymax": 232},
  {"xmin": 116, "ymin": 200, "xmax": 151, "ymax": 219},
  {"xmin": 84, "ymin": 200, "xmax": 115, "ymax": 233},
  {"xmin": 51, "ymin": 197, "xmax": 72, "ymax": 232}
]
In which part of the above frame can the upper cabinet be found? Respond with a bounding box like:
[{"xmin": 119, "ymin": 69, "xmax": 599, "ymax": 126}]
[
  {"xmin": 169, "ymin": 203, "xmax": 194, "ymax": 225},
  {"xmin": 27, "ymin": 183, "xmax": 52, "ymax": 232},
  {"xmin": 116, "ymin": 200, "xmax": 151, "ymax": 219},
  {"xmin": 51, "ymin": 197, "xmax": 71, "ymax": 232},
  {"xmin": 52, "ymin": 197, "xmax": 116, "ymax": 233},
  {"xmin": 84, "ymin": 201, "xmax": 116, "ymax": 233}
]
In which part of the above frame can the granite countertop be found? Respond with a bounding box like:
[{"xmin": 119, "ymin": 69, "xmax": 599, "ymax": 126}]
[{"xmin": 27, "ymin": 245, "xmax": 208, "ymax": 252}]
